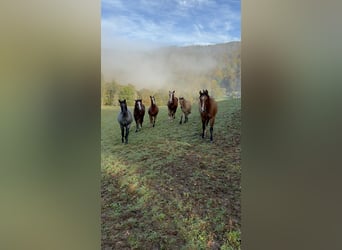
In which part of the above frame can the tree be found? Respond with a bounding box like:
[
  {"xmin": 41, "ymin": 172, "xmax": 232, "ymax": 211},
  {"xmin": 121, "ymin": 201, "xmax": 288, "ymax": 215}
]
[
  {"xmin": 119, "ymin": 84, "xmax": 137, "ymax": 106},
  {"xmin": 154, "ymin": 89, "xmax": 168, "ymax": 106},
  {"xmin": 137, "ymin": 88, "xmax": 154, "ymax": 106},
  {"xmin": 210, "ymin": 79, "xmax": 225, "ymax": 98}
]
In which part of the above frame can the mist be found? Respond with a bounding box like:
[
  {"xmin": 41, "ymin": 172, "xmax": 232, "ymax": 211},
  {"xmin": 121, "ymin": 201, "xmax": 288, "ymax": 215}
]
[{"xmin": 101, "ymin": 40, "xmax": 218, "ymax": 91}]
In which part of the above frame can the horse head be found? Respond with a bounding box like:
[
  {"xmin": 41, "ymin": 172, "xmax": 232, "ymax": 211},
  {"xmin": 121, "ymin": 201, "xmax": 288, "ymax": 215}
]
[
  {"xmin": 119, "ymin": 99, "xmax": 128, "ymax": 113},
  {"xmin": 199, "ymin": 90, "xmax": 209, "ymax": 113},
  {"xmin": 135, "ymin": 99, "xmax": 143, "ymax": 111},
  {"xmin": 150, "ymin": 96, "xmax": 156, "ymax": 105},
  {"xmin": 179, "ymin": 96, "xmax": 184, "ymax": 105},
  {"xmin": 169, "ymin": 90, "xmax": 175, "ymax": 103}
]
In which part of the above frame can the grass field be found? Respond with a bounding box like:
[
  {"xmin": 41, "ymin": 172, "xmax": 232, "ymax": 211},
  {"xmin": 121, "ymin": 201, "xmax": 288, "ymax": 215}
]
[{"xmin": 101, "ymin": 98, "xmax": 241, "ymax": 250}]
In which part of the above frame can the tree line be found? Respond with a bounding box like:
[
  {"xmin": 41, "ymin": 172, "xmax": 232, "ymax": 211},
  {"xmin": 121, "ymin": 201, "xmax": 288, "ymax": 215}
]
[
  {"xmin": 101, "ymin": 78, "xmax": 227, "ymax": 107},
  {"xmin": 101, "ymin": 78, "xmax": 168, "ymax": 107}
]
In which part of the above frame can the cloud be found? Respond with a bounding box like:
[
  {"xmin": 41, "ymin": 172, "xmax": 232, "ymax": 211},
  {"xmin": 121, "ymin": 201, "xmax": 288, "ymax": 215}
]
[{"xmin": 101, "ymin": 0, "xmax": 240, "ymax": 47}]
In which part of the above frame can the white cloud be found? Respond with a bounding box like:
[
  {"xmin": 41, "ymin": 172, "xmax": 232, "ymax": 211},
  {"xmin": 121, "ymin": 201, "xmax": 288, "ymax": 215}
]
[{"xmin": 101, "ymin": 0, "xmax": 240, "ymax": 47}]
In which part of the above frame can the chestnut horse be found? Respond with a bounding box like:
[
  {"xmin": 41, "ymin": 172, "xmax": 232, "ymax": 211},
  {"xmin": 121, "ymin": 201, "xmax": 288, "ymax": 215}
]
[
  {"xmin": 167, "ymin": 90, "xmax": 178, "ymax": 121},
  {"xmin": 134, "ymin": 99, "xmax": 145, "ymax": 132},
  {"xmin": 179, "ymin": 97, "xmax": 192, "ymax": 124},
  {"xmin": 117, "ymin": 99, "xmax": 133, "ymax": 144},
  {"xmin": 199, "ymin": 89, "xmax": 218, "ymax": 142},
  {"xmin": 148, "ymin": 96, "xmax": 159, "ymax": 127}
]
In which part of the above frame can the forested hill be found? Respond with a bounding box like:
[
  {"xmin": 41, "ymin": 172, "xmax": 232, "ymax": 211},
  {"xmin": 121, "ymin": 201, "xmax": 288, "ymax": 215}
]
[
  {"xmin": 153, "ymin": 41, "xmax": 241, "ymax": 92},
  {"xmin": 101, "ymin": 41, "xmax": 240, "ymax": 106}
]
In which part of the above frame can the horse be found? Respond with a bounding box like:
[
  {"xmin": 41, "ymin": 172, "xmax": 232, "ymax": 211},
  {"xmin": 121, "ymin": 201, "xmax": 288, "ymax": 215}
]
[
  {"xmin": 167, "ymin": 90, "xmax": 178, "ymax": 121},
  {"xmin": 148, "ymin": 96, "xmax": 159, "ymax": 127},
  {"xmin": 179, "ymin": 96, "xmax": 192, "ymax": 124},
  {"xmin": 199, "ymin": 89, "xmax": 218, "ymax": 142},
  {"xmin": 117, "ymin": 99, "xmax": 133, "ymax": 144},
  {"xmin": 133, "ymin": 99, "xmax": 145, "ymax": 132}
]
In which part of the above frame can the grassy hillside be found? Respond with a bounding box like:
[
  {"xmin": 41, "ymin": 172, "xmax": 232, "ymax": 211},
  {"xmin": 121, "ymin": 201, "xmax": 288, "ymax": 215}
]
[{"xmin": 101, "ymin": 98, "xmax": 241, "ymax": 249}]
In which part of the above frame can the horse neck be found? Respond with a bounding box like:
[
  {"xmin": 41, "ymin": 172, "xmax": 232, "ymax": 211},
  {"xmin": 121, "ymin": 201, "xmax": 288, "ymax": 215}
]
[{"xmin": 206, "ymin": 97, "xmax": 212, "ymax": 111}]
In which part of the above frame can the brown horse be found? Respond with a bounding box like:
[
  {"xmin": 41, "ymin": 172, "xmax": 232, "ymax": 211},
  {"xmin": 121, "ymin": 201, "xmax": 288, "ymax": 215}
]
[
  {"xmin": 148, "ymin": 96, "xmax": 159, "ymax": 127},
  {"xmin": 179, "ymin": 97, "xmax": 192, "ymax": 124},
  {"xmin": 199, "ymin": 89, "xmax": 218, "ymax": 142},
  {"xmin": 167, "ymin": 90, "xmax": 178, "ymax": 121},
  {"xmin": 134, "ymin": 99, "xmax": 145, "ymax": 132}
]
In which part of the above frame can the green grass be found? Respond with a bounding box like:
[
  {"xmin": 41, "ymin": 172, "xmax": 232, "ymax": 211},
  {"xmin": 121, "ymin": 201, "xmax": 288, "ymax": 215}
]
[{"xmin": 101, "ymin": 99, "xmax": 241, "ymax": 249}]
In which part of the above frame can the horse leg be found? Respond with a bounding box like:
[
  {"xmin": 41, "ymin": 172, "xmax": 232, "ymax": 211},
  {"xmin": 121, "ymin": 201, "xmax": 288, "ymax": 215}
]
[
  {"xmin": 179, "ymin": 113, "xmax": 183, "ymax": 124},
  {"xmin": 120, "ymin": 125, "xmax": 124, "ymax": 143},
  {"xmin": 185, "ymin": 114, "xmax": 188, "ymax": 123},
  {"xmin": 149, "ymin": 115, "xmax": 153, "ymax": 127},
  {"xmin": 125, "ymin": 125, "xmax": 130, "ymax": 144},
  {"xmin": 202, "ymin": 120, "xmax": 206, "ymax": 138},
  {"xmin": 209, "ymin": 118, "xmax": 215, "ymax": 142},
  {"xmin": 203, "ymin": 119, "xmax": 209, "ymax": 137},
  {"xmin": 135, "ymin": 121, "xmax": 139, "ymax": 132},
  {"xmin": 138, "ymin": 119, "xmax": 141, "ymax": 131}
]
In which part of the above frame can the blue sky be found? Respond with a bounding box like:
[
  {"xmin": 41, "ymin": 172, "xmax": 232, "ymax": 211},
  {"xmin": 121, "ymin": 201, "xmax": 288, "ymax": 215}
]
[{"xmin": 102, "ymin": 0, "xmax": 240, "ymax": 48}]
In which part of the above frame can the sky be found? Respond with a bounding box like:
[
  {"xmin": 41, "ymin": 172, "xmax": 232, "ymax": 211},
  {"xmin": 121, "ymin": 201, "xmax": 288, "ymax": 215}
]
[{"xmin": 101, "ymin": 0, "xmax": 241, "ymax": 48}]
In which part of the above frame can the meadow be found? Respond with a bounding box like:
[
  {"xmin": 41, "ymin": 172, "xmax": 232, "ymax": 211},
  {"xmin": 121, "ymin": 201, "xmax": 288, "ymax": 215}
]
[{"xmin": 101, "ymin": 98, "xmax": 241, "ymax": 249}]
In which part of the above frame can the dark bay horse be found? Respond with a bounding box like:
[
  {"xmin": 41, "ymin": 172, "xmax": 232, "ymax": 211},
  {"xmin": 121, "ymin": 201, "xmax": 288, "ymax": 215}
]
[
  {"xmin": 199, "ymin": 89, "xmax": 218, "ymax": 142},
  {"xmin": 133, "ymin": 99, "xmax": 145, "ymax": 132},
  {"xmin": 167, "ymin": 90, "xmax": 178, "ymax": 121},
  {"xmin": 117, "ymin": 99, "xmax": 133, "ymax": 143},
  {"xmin": 179, "ymin": 97, "xmax": 192, "ymax": 124},
  {"xmin": 148, "ymin": 96, "xmax": 159, "ymax": 127}
]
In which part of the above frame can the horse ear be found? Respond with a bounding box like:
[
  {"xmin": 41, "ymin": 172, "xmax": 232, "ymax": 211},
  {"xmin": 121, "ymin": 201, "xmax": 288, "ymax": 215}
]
[
  {"xmin": 199, "ymin": 90, "xmax": 202, "ymax": 95},
  {"xmin": 173, "ymin": 90, "xmax": 175, "ymax": 93}
]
